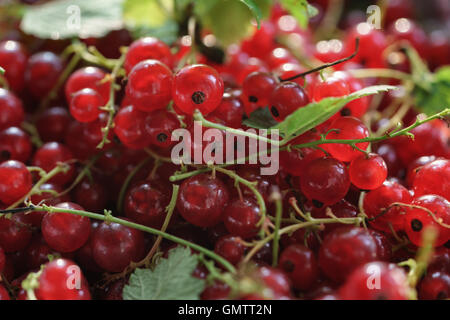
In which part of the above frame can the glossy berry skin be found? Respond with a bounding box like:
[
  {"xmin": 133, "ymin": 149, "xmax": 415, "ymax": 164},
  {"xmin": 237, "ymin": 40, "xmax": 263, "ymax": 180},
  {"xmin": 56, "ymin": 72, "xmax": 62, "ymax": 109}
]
[
  {"xmin": 349, "ymin": 153, "xmax": 387, "ymax": 190},
  {"xmin": 92, "ymin": 220, "xmax": 146, "ymax": 272},
  {"xmin": 126, "ymin": 59, "xmax": 173, "ymax": 112},
  {"xmin": 300, "ymin": 157, "xmax": 350, "ymax": 207},
  {"xmin": 242, "ymin": 72, "xmax": 278, "ymax": 116},
  {"xmin": 214, "ymin": 235, "xmax": 245, "ymax": 266},
  {"xmin": 404, "ymin": 195, "xmax": 450, "ymax": 247},
  {"xmin": 42, "ymin": 202, "xmax": 91, "ymax": 253},
  {"xmin": 124, "ymin": 37, "xmax": 174, "ymax": 74},
  {"xmin": 0, "ymin": 40, "xmax": 28, "ymax": 92},
  {"xmin": 0, "ymin": 214, "xmax": 32, "ymax": 252},
  {"xmin": 405, "ymin": 155, "xmax": 437, "ymax": 187},
  {"xmin": 0, "ymin": 160, "xmax": 32, "ymax": 205},
  {"xmin": 412, "ymin": 159, "xmax": 449, "ymax": 201},
  {"xmin": 35, "ymin": 259, "xmax": 91, "ymax": 300},
  {"xmin": 223, "ymin": 198, "xmax": 261, "ymax": 239},
  {"xmin": 339, "ymin": 262, "xmax": 410, "ymax": 300},
  {"xmin": 69, "ymin": 88, "xmax": 102, "ymax": 122},
  {"xmin": 114, "ymin": 105, "xmax": 151, "ymax": 149},
  {"xmin": 270, "ymin": 82, "xmax": 309, "ymax": 121},
  {"xmin": 324, "ymin": 116, "xmax": 369, "ymax": 162},
  {"xmin": 0, "ymin": 283, "xmax": 9, "ymax": 300},
  {"xmin": 312, "ymin": 199, "xmax": 358, "ymax": 235},
  {"xmin": 145, "ymin": 110, "xmax": 180, "ymax": 148},
  {"xmin": 363, "ymin": 180, "xmax": 412, "ymax": 232},
  {"xmin": 418, "ymin": 271, "xmax": 450, "ymax": 300},
  {"xmin": 0, "ymin": 88, "xmax": 25, "ymax": 131},
  {"xmin": 177, "ymin": 174, "xmax": 229, "ymax": 227},
  {"xmin": 319, "ymin": 226, "xmax": 378, "ymax": 283},
  {"xmin": 73, "ymin": 179, "xmax": 107, "ymax": 213},
  {"xmin": 312, "ymin": 76, "xmax": 350, "ymax": 102},
  {"xmin": 124, "ymin": 180, "xmax": 170, "ymax": 228},
  {"xmin": 0, "ymin": 126, "xmax": 32, "ymax": 162},
  {"xmin": 65, "ymin": 67, "xmax": 111, "ymax": 105},
  {"xmin": 25, "ymin": 51, "xmax": 64, "ymax": 99},
  {"xmin": 257, "ymin": 266, "xmax": 291, "ymax": 298},
  {"xmin": 32, "ymin": 142, "xmax": 76, "ymax": 186},
  {"xmin": 36, "ymin": 107, "xmax": 71, "ymax": 142},
  {"xmin": 208, "ymin": 92, "xmax": 244, "ymax": 128},
  {"xmin": 173, "ymin": 64, "xmax": 224, "ymax": 115},
  {"xmin": 279, "ymin": 244, "xmax": 318, "ymax": 291}
]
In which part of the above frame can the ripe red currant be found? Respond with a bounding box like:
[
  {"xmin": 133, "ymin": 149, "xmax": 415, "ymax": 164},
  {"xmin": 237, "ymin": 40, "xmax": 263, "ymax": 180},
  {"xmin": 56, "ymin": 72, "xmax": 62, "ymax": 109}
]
[
  {"xmin": 0, "ymin": 88, "xmax": 25, "ymax": 131},
  {"xmin": 223, "ymin": 198, "xmax": 261, "ymax": 239},
  {"xmin": 124, "ymin": 37, "xmax": 174, "ymax": 74},
  {"xmin": 349, "ymin": 153, "xmax": 388, "ymax": 190},
  {"xmin": 36, "ymin": 107, "xmax": 71, "ymax": 142},
  {"xmin": 242, "ymin": 72, "xmax": 278, "ymax": 116},
  {"xmin": 279, "ymin": 244, "xmax": 318, "ymax": 291},
  {"xmin": 0, "ymin": 40, "xmax": 28, "ymax": 92},
  {"xmin": 114, "ymin": 105, "xmax": 151, "ymax": 149},
  {"xmin": 65, "ymin": 66, "xmax": 111, "ymax": 105},
  {"xmin": 145, "ymin": 110, "xmax": 180, "ymax": 148},
  {"xmin": 412, "ymin": 159, "xmax": 449, "ymax": 200},
  {"xmin": 0, "ymin": 126, "xmax": 32, "ymax": 163},
  {"xmin": 214, "ymin": 235, "xmax": 245, "ymax": 266},
  {"xmin": 69, "ymin": 88, "xmax": 103, "ymax": 123},
  {"xmin": 0, "ymin": 160, "xmax": 32, "ymax": 205},
  {"xmin": 418, "ymin": 271, "xmax": 450, "ymax": 300},
  {"xmin": 270, "ymin": 82, "xmax": 309, "ymax": 121}
]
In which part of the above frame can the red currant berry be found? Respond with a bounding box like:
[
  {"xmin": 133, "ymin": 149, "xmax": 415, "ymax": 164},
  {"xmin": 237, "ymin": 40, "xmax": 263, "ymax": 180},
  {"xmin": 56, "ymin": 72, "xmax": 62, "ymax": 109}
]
[
  {"xmin": 404, "ymin": 195, "xmax": 450, "ymax": 247},
  {"xmin": 42, "ymin": 202, "xmax": 91, "ymax": 253},
  {"xmin": 208, "ymin": 92, "xmax": 244, "ymax": 128},
  {"xmin": 214, "ymin": 235, "xmax": 245, "ymax": 266},
  {"xmin": 363, "ymin": 180, "xmax": 412, "ymax": 232},
  {"xmin": 173, "ymin": 64, "xmax": 224, "ymax": 115},
  {"xmin": 349, "ymin": 153, "xmax": 387, "ymax": 190},
  {"xmin": 369, "ymin": 229, "xmax": 393, "ymax": 262},
  {"xmin": 0, "ymin": 160, "xmax": 32, "ymax": 205},
  {"xmin": 270, "ymin": 82, "xmax": 309, "ymax": 121},
  {"xmin": 0, "ymin": 214, "xmax": 32, "ymax": 252},
  {"xmin": 114, "ymin": 105, "xmax": 151, "ymax": 149},
  {"xmin": 126, "ymin": 59, "xmax": 173, "ymax": 112},
  {"xmin": 0, "ymin": 88, "xmax": 25, "ymax": 130},
  {"xmin": 418, "ymin": 271, "xmax": 450, "ymax": 300},
  {"xmin": 412, "ymin": 159, "xmax": 450, "ymax": 200},
  {"xmin": 145, "ymin": 110, "xmax": 180, "ymax": 148},
  {"xmin": 300, "ymin": 157, "xmax": 350, "ymax": 207},
  {"xmin": 279, "ymin": 244, "xmax": 318, "ymax": 291},
  {"xmin": 223, "ymin": 198, "xmax": 261, "ymax": 239},
  {"xmin": 69, "ymin": 88, "xmax": 102, "ymax": 123},
  {"xmin": 35, "ymin": 259, "xmax": 91, "ymax": 300},
  {"xmin": 73, "ymin": 178, "xmax": 107, "ymax": 213},
  {"xmin": 339, "ymin": 262, "xmax": 410, "ymax": 300},
  {"xmin": 65, "ymin": 66, "xmax": 111, "ymax": 105},
  {"xmin": 257, "ymin": 266, "xmax": 291, "ymax": 298},
  {"xmin": 36, "ymin": 107, "xmax": 71, "ymax": 142},
  {"xmin": 124, "ymin": 180, "xmax": 171, "ymax": 228},
  {"xmin": 0, "ymin": 40, "xmax": 28, "ymax": 92},
  {"xmin": 319, "ymin": 226, "xmax": 378, "ymax": 283},
  {"xmin": 92, "ymin": 220, "xmax": 146, "ymax": 272},
  {"xmin": 242, "ymin": 72, "xmax": 278, "ymax": 116},
  {"xmin": 323, "ymin": 116, "xmax": 369, "ymax": 162},
  {"xmin": 177, "ymin": 174, "xmax": 229, "ymax": 227},
  {"xmin": 124, "ymin": 37, "xmax": 174, "ymax": 74},
  {"xmin": 405, "ymin": 155, "xmax": 437, "ymax": 187},
  {"xmin": 25, "ymin": 51, "xmax": 64, "ymax": 99},
  {"xmin": 32, "ymin": 142, "xmax": 76, "ymax": 186},
  {"xmin": 0, "ymin": 126, "xmax": 32, "ymax": 163},
  {"xmin": 389, "ymin": 18, "xmax": 428, "ymax": 59},
  {"xmin": 312, "ymin": 76, "xmax": 350, "ymax": 101}
]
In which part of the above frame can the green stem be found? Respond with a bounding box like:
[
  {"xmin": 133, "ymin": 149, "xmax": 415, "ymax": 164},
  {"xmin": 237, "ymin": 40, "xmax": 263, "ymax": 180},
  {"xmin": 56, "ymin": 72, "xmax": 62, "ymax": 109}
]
[{"xmin": 348, "ymin": 68, "xmax": 412, "ymax": 82}]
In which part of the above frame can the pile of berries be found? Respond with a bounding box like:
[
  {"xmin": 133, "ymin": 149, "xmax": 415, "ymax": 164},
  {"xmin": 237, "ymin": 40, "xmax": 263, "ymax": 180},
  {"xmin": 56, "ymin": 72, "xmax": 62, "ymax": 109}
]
[{"xmin": 0, "ymin": 0, "xmax": 448, "ymax": 300}]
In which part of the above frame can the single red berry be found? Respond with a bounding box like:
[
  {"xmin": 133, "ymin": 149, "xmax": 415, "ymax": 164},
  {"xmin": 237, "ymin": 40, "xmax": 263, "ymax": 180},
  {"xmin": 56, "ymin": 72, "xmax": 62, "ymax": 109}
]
[
  {"xmin": 73, "ymin": 178, "xmax": 107, "ymax": 213},
  {"xmin": 35, "ymin": 259, "xmax": 91, "ymax": 300},
  {"xmin": 339, "ymin": 262, "xmax": 410, "ymax": 300},
  {"xmin": 69, "ymin": 88, "xmax": 103, "ymax": 123},
  {"xmin": 145, "ymin": 110, "xmax": 180, "ymax": 148},
  {"xmin": 36, "ymin": 107, "xmax": 71, "ymax": 142},
  {"xmin": 32, "ymin": 142, "xmax": 76, "ymax": 186},
  {"xmin": 270, "ymin": 82, "xmax": 309, "ymax": 121},
  {"xmin": 25, "ymin": 51, "xmax": 64, "ymax": 99},
  {"xmin": 405, "ymin": 155, "xmax": 437, "ymax": 187},
  {"xmin": 368, "ymin": 229, "xmax": 393, "ymax": 262},
  {"xmin": 312, "ymin": 76, "xmax": 350, "ymax": 101},
  {"xmin": 0, "ymin": 160, "xmax": 32, "ymax": 205},
  {"xmin": 126, "ymin": 59, "xmax": 173, "ymax": 112},
  {"xmin": 92, "ymin": 220, "xmax": 146, "ymax": 273},
  {"xmin": 177, "ymin": 174, "xmax": 229, "ymax": 227},
  {"xmin": 124, "ymin": 37, "xmax": 174, "ymax": 74},
  {"xmin": 223, "ymin": 198, "xmax": 261, "ymax": 239},
  {"xmin": 114, "ymin": 105, "xmax": 151, "ymax": 149},
  {"xmin": 0, "ymin": 40, "xmax": 28, "ymax": 92},
  {"xmin": 279, "ymin": 244, "xmax": 319, "ymax": 291},
  {"xmin": 300, "ymin": 157, "xmax": 350, "ymax": 207},
  {"xmin": 418, "ymin": 271, "xmax": 450, "ymax": 300},
  {"xmin": 257, "ymin": 266, "xmax": 291, "ymax": 298},
  {"xmin": 0, "ymin": 126, "xmax": 32, "ymax": 163},
  {"xmin": 42, "ymin": 202, "xmax": 91, "ymax": 253},
  {"xmin": 0, "ymin": 88, "xmax": 25, "ymax": 130},
  {"xmin": 349, "ymin": 153, "xmax": 388, "ymax": 190},
  {"xmin": 319, "ymin": 226, "xmax": 378, "ymax": 283},
  {"xmin": 404, "ymin": 195, "xmax": 450, "ymax": 247},
  {"xmin": 208, "ymin": 92, "xmax": 244, "ymax": 128},
  {"xmin": 173, "ymin": 64, "xmax": 224, "ymax": 115},
  {"xmin": 323, "ymin": 116, "xmax": 370, "ymax": 162},
  {"xmin": 214, "ymin": 235, "xmax": 245, "ymax": 266},
  {"xmin": 242, "ymin": 72, "xmax": 278, "ymax": 116},
  {"xmin": 363, "ymin": 180, "xmax": 412, "ymax": 232},
  {"xmin": 412, "ymin": 159, "xmax": 450, "ymax": 201},
  {"xmin": 65, "ymin": 66, "xmax": 111, "ymax": 105},
  {"xmin": 0, "ymin": 213, "xmax": 32, "ymax": 252}
]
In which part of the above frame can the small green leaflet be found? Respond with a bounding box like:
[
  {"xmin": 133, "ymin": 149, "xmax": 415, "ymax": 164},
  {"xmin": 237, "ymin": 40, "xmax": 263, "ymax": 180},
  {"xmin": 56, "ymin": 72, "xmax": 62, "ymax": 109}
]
[
  {"xmin": 122, "ymin": 247, "xmax": 205, "ymax": 300},
  {"xmin": 244, "ymin": 85, "xmax": 397, "ymax": 142},
  {"xmin": 279, "ymin": 0, "xmax": 318, "ymax": 29},
  {"xmin": 20, "ymin": 0, "xmax": 124, "ymax": 39},
  {"xmin": 414, "ymin": 66, "xmax": 450, "ymax": 115},
  {"xmin": 239, "ymin": 0, "xmax": 263, "ymax": 28},
  {"xmin": 243, "ymin": 107, "xmax": 279, "ymax": 129}
]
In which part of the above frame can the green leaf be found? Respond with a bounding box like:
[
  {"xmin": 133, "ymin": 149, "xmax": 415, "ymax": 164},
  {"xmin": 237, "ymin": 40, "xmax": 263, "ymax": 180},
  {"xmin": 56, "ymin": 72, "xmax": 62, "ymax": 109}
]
[
  {"xmin": 239, "ymin": 0, "xmax": 263, "ymax": 27},
  {"xmin": 271, "ymin": 85, "xmax": 397, "ymax": 141},
  {"xmin": 122, "ymin": 247, "xmax": 205, "ymax": 300},
  {"xmin": 131, "ymin": 21, "xmax": 179, "ymax": 45},
  {"xmin": 123, "ymin": 0, "xmax": 172, "ymax": 28},
  {"xmin": 279, "ymin": 0, "xmax": 317, "ymax": 29},
  {"xmin": 194, "ymin": 0, "xmax": 271, "ymax": 46},
  {"xmin": 414, "ymin": 66, "xmax": 450, "ymax": 115},
  {"xmin": 20, "ymin": 0, "xmax": 124, "ymax": 39},
  {"xmin": 243, "ymin": 107, "xmax": 279, "ymax": 129}
]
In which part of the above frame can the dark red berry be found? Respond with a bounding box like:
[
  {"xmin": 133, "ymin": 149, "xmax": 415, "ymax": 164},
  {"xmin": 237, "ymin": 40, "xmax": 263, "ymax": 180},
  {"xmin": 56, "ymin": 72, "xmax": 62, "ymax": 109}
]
[
  {"xmin": 279, "ymin": 244, "xmax": 318, "ymax": 291},
  {"xmin": 0, "ymin": 160, "xmax": 32, "ymax": 205},
  {"xmin": 214, "ymin": 235, "xmax": 245, "ymax": 266},
  {"xmin": 0, "ymin": 127, "xmax": 32, "ymax": 163},
  {"xmin": 223, "ymin": 198, "xmax": 261, "ymax": 239},
  {"xmin": 270, "ymin": 82, "xmax": 309, "ymax": 121},
  {"xmin": 0, "ymin": 88, "xmax": 24, "ymax": 130}
]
